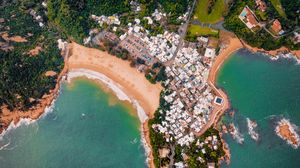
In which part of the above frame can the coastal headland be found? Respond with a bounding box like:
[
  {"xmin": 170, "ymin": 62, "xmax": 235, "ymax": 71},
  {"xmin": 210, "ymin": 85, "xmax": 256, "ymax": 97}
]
[
  {"xmin": 0, "ymin": 57, "xmax": 68, "ymax": 135},
  {"xmin": 205, "ymin": 31, "xmax": 243, "ymax": 164},
  {"xmin": 1, "ymin": 32, "xmax": 300, "ymax": 167},
  {"xmin": 204, "ymin": 31, "xmax": 300, "ymax": 165},
  {"xmin": 0, "ymin": 42, "xmax": 162, "ymax": 168}
]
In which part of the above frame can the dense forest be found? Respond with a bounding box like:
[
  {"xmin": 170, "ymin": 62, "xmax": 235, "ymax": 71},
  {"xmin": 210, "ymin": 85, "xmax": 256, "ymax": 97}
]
[
  {"xmin": 47, "ymin": 0, "xmax": 131, "ymax": 42},
  {"xmin": 0, "ymin": 1, "xmax": 64, "ymax": 111},
  {"xmin": 224, "ymin": 0, "xmax": 300, "ymax": 50},
  {"xmin": 47, "ymin": 0, "xmax": 189, "ymax": 43}
]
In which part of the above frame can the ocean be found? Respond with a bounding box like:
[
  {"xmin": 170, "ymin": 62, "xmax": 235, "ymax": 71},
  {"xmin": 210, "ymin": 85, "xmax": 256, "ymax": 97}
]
[
  {"xmin": 218, "ymin": 49, "xmax": 300, "ymax": 168},
  {"xmin": 0, "ymin": 79, "xmax": 147, "ymax": 168}
]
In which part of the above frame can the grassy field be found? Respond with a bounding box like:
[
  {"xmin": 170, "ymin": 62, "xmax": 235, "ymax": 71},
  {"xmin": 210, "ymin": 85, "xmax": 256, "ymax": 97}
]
[
  {"xmin": 257, "ymin": 10, "xmax": 268, "ymax": 21},
  {"xmin": 193, "ymin": 0, "xmax": 226, "ymax": 24},
  {"xmin": 270, "ymin": 0, "xmax": 286, "ymax": 18},
  {"xmin": 188, "ymin": 25, "xmax": 219, "ymax": 36}
]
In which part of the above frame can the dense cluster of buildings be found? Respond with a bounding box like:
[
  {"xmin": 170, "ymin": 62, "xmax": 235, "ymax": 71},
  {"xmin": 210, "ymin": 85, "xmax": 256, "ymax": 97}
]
[
  {"xmin": 154, "ymin": 46, "xmax": 216, "ymax": 146},
  {"xmin": 118, "ymin": 18, "xmax": 181, "ymax": 64},
  {"xmin": 104, "ymin": 11, "xmax": 219, "ymax": 147},
  {"xmin": 88, "ymin": 5, "xmax": 220, "ymax": 148}
]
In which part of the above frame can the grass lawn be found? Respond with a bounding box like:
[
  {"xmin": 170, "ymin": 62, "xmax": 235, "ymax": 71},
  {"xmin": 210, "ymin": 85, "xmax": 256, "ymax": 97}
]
[
  {"xmin": 270, "ymin": 0, "xmax": 286, "ymax": 18},
  {"xmin": 188, "ymin": 25, "xmax": 219, "ymax": 36},
  {"xmin": 257, "ymin": 11, "xmax": 268, "ymax": 21},
  {"xmin": 193, "ymin": 0, "xmax": 225, "ymax": 24}
]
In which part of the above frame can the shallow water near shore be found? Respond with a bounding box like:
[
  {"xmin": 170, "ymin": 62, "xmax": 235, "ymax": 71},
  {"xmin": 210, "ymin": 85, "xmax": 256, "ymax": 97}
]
[
  {"xmin": 0, "ymin": 79, "xmax": 146, "ymax": 168},
  {"xmin": 218, "ymin": 49, "xmax": 300, "ymax": 168}
]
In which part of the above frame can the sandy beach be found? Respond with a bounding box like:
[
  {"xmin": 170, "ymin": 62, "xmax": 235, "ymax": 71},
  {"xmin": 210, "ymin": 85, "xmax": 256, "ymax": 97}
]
[
  {"xmin": 208, "ymin": 31, "xmax": 244, "ymax": 127},
  {"xmin": 67, "ymin": 42, "xmax": 162, "ymax": 118},
  {"xmin": 205, "ymin": 31, "xmax": 243, "ymax": 164},
  {"xmin": 0, "ymin": 42, "xmax": 162, "ymax": 168},
  {"xmin": 67, "ymin": 42, "xmax": 162, "ymax": 168},
  {"xmin": 1, "ymin": 28, "xmax": 300, "ymax": 167}
]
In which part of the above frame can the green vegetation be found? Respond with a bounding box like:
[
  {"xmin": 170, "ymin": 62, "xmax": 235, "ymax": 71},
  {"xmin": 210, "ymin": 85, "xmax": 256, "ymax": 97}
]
[
  {"xmin": 145, "ymin": 63, "xmax": 168, "ymax": 84},
  {"xmin": 269, "ymin": 0, "xmax": 286, "ymax": 18},
  {"xmin": 186, "ymin": 25, "xmax": 219, "ymax": 42},
  {"xmin": 46, "ymin": 0, "xmax": 189, "ymax": 43},
  {"xmin": 0, "ymin": 1, "xmax": 64, "ymax": 111},
  {"xmin": 280, "ymin": 0, "xmax": 300, "ymax": 25},
  {"xmin": 186, "ymin": 128, "xmax": 225, "ymax": 167},
  {"xmin": 149, "ymin": 91, "xmax": 225, "ymax": 168},
  {"xmin": 148, "ymin": 91, "xmax": 171, "ymax": 167},
  {"xmin": 193, "ymin": 0, "xmax": 226, "ymax": 24},
  {"xmin": 256, "ymin": 10, "xmax": 268, "ymax": 21},
  {"xmin": 158, "ymin": 0, "xmax": 189, "ymax": 24},
  {"xmin": 138, "ymin": 0, "xmax": 189, "ymax": 24},
  {"xmin": 187, "ymin": 25, "xmax": 219, "ymax": 40},
  {"xmin": 224, "ymin": 0, "xmax": 300, "ymax": 50},
  {"xmin": 47, "ymin": 0, "xmax": 131, "ymax": 43}
]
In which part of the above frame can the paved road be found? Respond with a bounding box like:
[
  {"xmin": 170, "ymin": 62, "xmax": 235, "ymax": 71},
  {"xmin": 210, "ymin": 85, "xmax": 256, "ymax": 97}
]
[
  {"xmin": 164, "ymin": 0, "xmax": 198, "ymax": 66},
  {"xmin": 168, "ymin": 144, "xmax": 176, "ymax": 168},
  {"xmin": 191, "ymin": 20, "xmax": 226, "ymax": 31}
]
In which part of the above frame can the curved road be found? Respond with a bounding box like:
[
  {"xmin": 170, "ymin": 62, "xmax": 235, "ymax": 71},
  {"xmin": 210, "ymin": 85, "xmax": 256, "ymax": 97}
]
[{"xmin": 164, "ymin": 0, "xmax": 198, "ymax": 66}]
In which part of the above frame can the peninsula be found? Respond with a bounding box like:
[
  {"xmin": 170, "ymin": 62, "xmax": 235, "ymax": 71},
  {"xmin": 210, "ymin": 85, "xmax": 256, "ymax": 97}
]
[{"xmin": 1, "ymin": 0, "xmax": 300, "ymax": 168}]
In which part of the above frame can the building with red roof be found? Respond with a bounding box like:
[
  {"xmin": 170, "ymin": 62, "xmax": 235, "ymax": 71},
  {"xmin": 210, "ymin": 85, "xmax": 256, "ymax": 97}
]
[{"xmin": 271, "ymin": 19, "xmax": 284, "ymax": 35}]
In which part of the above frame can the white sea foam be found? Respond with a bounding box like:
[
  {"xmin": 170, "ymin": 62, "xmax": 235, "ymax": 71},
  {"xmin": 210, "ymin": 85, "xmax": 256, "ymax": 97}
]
[
  {"xmin": 68, "ymin": 69, "xmax": 151, "ymax": 166},
  {"xmin": 275, "ymin": 118, "xmax": 300, "ymax": 149},
  {"xmin": 0, "ymin": 140, "xmax": 11, "ymax": 151},
  {"xmin": 269, "ymin": 53, "xmax": 300, "ymax": 64},
  {"xmin": 230, "ymin": 124, "xmax": 244, "ymax": 144},
  {"xmin": 140, "ymin": 125, "xmax": 151, "ymax": 167},
  {"xmin": 0, "ymin": 69, "xmax": 152, "ymax": 165},
  {"xmin": 0, "ymin": 118, "xmax": 35, "ymax": 140},
  {"xmin": 246, "ymin": 118, "xmax": 259, "ymax": 141},
  {"xmin": 0, "ymin": 85, "xmax": 59, "ymax": 139},
  {"xmin": 67, "ymin": 69, "xmax": 149, "ymax": 123}
]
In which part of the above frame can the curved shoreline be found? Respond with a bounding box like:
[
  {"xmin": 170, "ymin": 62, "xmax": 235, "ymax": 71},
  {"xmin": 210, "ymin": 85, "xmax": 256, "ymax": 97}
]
[
  {"xmin": 0, "ymin": 59, "xmax": 68, "ymax": 137},
  {"xmin": 67, "ymin": 69, "xmax": 149, "ymax": 123},
  {"xmin": 210, "ymin": 31, "xmax": 300, "ymax": 165},
  {"xmin": 67, "ymin": 68, "xmax": 153, "ymax": 166},
  {"xmin": 1, "ymin": 31, "xmax": 299, "ymax": 167},
  {"xmin": 0, "ymin": 42, "xmax": 161, "ymax": 168},
  {"xmin": 0, "ymin": 68, "xmax": 155, "ymax": 167},
  {"xmin": 66, "ymin": 42, "xmax": 162, "ymax": 168},
  {"xmin": 207, "ymin": 31, "xmax": 244, "ymax": 164}
]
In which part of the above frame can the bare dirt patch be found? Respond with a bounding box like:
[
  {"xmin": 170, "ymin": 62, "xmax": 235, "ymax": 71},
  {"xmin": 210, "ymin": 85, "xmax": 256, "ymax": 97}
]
[
  {"xmin": 45, "ymin": 71, "xmax": 57, "ymax": 77},
  {"xmin": 28, "ymin": 46, "xmax": 42, "ymax": 56}
]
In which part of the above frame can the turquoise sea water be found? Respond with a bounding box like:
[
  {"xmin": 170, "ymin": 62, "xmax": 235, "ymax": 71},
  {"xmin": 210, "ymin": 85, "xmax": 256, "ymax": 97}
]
[
  {"xmin": 218, "ymin": 49, "xmax": 300, "ymax": 168},
  {"xmin": 0, "ymin": 79, "xmax": 146, "ymax": 168}
]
